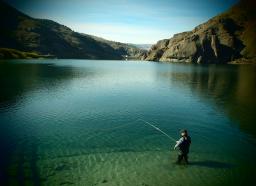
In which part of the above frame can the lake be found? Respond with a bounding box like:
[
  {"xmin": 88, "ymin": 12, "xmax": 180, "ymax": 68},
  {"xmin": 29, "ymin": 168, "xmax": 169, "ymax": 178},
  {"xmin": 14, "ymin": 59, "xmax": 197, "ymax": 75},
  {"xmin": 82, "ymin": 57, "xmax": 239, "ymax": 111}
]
[{"xmin": 0, "ymin": 59, "xmax": 256, "ymax": 186}]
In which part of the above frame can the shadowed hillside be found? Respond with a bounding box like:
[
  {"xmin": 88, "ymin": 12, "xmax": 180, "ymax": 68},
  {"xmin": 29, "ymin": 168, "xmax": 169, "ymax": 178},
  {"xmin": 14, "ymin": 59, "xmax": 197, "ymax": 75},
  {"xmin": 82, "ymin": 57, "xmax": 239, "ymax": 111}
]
[{"xmin": 0, "ymin": 1, "xmax": 146, "ymax": 59}]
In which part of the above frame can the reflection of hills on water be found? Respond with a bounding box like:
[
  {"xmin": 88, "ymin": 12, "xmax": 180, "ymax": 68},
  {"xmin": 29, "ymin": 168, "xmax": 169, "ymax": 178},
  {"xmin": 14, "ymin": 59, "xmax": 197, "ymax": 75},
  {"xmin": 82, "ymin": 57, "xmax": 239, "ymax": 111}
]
[
  {"xmin": 1, "ymin": 61, "xmax": 255, "ymax": 138},
  {"xmin": 0, "ymin": 60, "xmax": 99, "ymax": 185},
  {"xmin": 160, "ymin": 64, "xmax": 256, "ymax": 137},
  {"xmin": 0, "ymin": 61, "xmax": 96, "ymax": 109}
]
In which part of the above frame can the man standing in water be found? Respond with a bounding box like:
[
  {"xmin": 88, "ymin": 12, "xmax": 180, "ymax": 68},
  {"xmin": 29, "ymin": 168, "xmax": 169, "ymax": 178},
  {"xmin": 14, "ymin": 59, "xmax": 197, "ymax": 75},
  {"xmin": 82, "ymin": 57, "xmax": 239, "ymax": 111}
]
[{"xmin": 174, "ymin": 129, "xmax": 191, "ymax": 164}]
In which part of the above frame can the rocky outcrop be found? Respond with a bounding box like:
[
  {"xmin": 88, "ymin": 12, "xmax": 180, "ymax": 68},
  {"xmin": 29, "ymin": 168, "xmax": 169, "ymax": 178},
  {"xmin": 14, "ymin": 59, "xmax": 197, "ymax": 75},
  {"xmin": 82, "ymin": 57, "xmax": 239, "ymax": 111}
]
[{"xmin": 143, "ymin": 0, "xmax": 256, "ymax": 64}]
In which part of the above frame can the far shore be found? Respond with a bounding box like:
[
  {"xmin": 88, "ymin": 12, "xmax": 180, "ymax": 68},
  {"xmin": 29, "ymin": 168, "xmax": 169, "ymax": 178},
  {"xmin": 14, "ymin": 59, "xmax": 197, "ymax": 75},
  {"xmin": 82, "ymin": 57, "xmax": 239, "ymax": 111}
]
[{"xmin": 1, "ymin": 48, "xmax": 255, "ymax": 65}]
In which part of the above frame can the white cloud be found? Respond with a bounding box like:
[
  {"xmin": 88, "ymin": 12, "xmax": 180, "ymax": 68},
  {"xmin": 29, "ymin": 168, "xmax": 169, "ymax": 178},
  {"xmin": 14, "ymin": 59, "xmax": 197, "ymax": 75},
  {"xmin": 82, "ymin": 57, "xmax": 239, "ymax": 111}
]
[{"xmin": 68, "ymin": 23, "xmax": 174, "ymax": 44}]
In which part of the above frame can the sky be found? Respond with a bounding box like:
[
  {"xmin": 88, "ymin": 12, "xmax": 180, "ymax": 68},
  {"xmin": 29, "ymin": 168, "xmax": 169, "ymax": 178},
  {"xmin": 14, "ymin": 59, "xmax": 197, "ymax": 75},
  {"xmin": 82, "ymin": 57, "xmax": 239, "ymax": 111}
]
[{"xmin": 5, "ymin": 0, "xmax": 238, "ymax": 44}]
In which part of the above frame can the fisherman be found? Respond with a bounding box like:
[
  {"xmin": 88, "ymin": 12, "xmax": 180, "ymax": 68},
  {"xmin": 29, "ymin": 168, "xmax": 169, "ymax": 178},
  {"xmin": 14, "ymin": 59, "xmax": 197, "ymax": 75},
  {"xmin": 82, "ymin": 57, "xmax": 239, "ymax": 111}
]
[{"xmin": 174, "ymin": 129, "xmax": 191, "ymax": 164}]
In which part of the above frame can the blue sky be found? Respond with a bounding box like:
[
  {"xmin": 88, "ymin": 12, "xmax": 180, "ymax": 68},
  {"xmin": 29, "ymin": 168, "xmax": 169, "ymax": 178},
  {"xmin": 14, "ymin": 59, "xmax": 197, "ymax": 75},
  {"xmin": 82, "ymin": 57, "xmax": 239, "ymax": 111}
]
[{"xmin": 5, "ymin": 0, "xmax": 238, "ymax": 44}]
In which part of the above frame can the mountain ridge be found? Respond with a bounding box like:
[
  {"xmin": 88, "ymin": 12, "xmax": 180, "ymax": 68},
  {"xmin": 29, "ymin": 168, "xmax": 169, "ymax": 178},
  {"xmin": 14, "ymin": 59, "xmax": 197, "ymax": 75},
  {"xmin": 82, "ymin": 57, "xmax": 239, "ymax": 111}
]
[
  {"xmin": 0, "ymin": 1, "xmax": 146, "ymax": 59},
  {"xmin": 143, "ymin": 0, "xmax": 256, "ymax": 64}
]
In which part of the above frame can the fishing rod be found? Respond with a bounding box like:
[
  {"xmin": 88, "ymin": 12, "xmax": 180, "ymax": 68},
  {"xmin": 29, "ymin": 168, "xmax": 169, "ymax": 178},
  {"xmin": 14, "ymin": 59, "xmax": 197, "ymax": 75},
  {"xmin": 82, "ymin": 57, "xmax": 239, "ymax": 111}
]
[{"xmin": 138, "ymin": 119, "xmax": 176, "ymax": 142}]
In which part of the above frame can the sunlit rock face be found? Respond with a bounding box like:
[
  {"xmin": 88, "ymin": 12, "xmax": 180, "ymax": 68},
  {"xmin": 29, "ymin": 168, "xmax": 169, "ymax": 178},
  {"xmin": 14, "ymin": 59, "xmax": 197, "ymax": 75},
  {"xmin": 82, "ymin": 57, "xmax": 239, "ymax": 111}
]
[{"xmin": 143, "ymin": 0, "xmax": 256, "ymax": 64}]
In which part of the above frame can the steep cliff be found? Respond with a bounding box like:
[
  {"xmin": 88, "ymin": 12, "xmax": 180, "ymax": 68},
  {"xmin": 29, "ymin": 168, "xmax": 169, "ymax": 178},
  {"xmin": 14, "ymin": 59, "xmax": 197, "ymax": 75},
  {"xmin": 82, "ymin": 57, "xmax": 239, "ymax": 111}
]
[{"xmin": 143, "ymin": 0, "xmax": 256, "ymax": 64}]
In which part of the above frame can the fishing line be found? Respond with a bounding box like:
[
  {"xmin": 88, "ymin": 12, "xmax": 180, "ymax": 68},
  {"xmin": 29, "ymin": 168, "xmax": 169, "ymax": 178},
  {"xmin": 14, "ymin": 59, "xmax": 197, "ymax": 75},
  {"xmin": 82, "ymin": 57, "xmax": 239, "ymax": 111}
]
[
  {"xmin": 84, "ymin": 120, "xmax": 137, "ymax": 142},
  {"xmin": 84, "ymin": 119, "xmax": 177, "ymax": 143},
  {"xmin": 98, "ymin": 120, "xmax": 136, "ymax": 131},
  {"xmin": 138, "ymin": 119, "xmax": 176, "ymax": 142}
]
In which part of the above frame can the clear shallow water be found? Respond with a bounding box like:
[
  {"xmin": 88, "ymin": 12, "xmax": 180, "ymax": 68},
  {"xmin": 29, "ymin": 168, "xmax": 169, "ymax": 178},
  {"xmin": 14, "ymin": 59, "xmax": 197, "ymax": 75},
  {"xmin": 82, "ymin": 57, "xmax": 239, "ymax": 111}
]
[{"xmin": 0, "ymin": 59, "xmax": 256, "ymax": 186}]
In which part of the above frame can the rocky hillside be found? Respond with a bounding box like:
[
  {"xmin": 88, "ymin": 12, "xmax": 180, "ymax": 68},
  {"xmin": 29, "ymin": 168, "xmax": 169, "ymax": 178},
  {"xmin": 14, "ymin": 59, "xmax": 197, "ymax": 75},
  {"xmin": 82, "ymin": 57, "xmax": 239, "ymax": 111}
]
[
  {"xmin": 0, "ymin": 48, "xmax": 54, "ymax": 59},
  {"xmin": 0, "ymin": 1, "xmax": 145, "ymax": 59},
  {"xmin": 143, "ymin": 0, "xmax": 256, "ymax": 64}
]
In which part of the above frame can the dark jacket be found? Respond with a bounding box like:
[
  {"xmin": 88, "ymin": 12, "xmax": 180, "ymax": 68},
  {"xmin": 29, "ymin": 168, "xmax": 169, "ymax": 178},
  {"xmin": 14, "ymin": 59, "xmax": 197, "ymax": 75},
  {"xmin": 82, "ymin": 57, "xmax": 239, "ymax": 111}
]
[{"xmin": 174, "ymin": 136, "xmax": 191, "ymax": 154}]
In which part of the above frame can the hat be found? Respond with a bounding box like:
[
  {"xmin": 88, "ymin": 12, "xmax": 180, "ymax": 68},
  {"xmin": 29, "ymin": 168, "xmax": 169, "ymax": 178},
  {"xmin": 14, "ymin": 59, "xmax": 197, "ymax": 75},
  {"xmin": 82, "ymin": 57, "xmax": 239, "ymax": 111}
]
[{"xmin": 180, "ymin": 129, "xmax": 187, "ymax": 134}]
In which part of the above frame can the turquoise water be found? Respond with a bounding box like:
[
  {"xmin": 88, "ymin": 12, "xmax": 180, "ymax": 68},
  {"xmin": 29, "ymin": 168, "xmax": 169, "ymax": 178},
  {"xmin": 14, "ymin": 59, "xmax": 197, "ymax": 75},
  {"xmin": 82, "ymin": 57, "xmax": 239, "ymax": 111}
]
[{"xmin": 0, "ymin": 59, "xmax": 256, "ymax": 186}]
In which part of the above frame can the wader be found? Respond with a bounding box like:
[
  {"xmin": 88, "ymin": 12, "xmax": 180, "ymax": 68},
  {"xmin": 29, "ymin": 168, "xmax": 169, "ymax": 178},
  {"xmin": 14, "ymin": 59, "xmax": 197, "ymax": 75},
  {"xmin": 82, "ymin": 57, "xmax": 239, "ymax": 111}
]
[{"xmin": 176, "ymin": 136, "xmax": 191, "ymax": 164}]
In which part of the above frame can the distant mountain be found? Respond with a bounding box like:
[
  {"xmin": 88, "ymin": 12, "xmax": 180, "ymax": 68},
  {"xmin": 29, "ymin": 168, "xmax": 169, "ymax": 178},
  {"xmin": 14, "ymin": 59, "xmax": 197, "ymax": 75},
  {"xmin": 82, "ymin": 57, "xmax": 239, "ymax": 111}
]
[
  {"xmin": 130, "ymin": 44, "xmax": 152, "ymax": 51},
  {"xmin": 0, "ymin": 1, "xmax": 146, "ymax": 59},
  {"xmin": 143, "ymin": 0, "xmax": 256, "ymax": 64}
]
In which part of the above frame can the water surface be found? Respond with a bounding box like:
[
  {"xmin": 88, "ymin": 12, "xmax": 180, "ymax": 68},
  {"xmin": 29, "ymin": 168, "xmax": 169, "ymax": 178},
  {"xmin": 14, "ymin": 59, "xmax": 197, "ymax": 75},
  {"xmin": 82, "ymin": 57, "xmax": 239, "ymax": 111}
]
[{"xmin": 0, "ymin": 59, "xmax": 256, "ymax": 186}]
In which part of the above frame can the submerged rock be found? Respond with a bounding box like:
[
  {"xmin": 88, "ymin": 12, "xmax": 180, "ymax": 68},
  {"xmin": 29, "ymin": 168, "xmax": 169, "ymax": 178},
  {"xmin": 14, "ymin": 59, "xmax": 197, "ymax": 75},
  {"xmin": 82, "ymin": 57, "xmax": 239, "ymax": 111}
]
[
  {"xmin": 102, "ymin": 179, "xmax": 108, "ymax": 183},
  {"xmin": 55, "ymin": 164, "xmax": 70, "ymax": 171}
]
